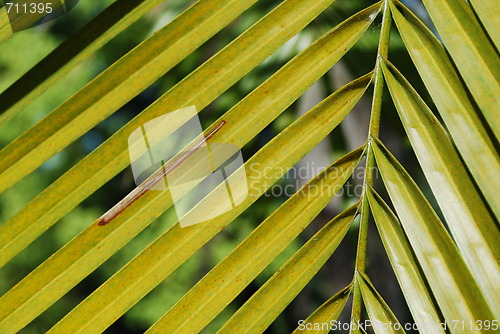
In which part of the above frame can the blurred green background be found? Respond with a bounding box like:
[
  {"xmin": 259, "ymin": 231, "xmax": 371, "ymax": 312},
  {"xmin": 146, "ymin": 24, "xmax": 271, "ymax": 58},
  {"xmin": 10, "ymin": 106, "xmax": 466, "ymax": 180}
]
[{"xmin": 0, "ymin": 0, "xmax": 438, "ymax": 332}]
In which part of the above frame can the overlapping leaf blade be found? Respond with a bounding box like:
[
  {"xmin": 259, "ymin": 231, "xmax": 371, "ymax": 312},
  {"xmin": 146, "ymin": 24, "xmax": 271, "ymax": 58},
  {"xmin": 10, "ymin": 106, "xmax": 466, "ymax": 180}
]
[
  {"xmin": 218, "ymin": 206, "xmax": 356, "ymax": 333},
  {"xmin": 0, "ymin": 6, "xmax": 10, "ymax": 44},
  {"xmin": 381, "ymin": 58, "xmax": 500, "ymax": 314},
  {"xmin": 0, "ymin": 0, "xmax": 497, "ymax": 332},
  {"xmin": 371, "ymin": 139, "xmax": 495, "ymax": 329},
  {"xmin": 388, "ymin": 0, "xmax": 500, "ymax": 216},
  {"xmin": 420, "ymin": 0, "xmax": 500, "ymax": 137},
  {"xmin": 0, "ymin": 66, "xmax": 371, "ymax": 334},
  {"xmin": 467, "ymin": 0, "xmax": 500, "ymax": 49},
  {"xmin": 367, "ymin": 188, "xmax": 445, "ymax": 334}
]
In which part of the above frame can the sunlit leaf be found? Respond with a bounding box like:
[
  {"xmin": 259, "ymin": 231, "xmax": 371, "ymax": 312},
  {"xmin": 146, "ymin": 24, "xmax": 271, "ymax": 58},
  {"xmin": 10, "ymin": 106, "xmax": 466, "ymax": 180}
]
[
  {"xmin": 0, "ymin": 0, "xmax": 262, "ymax": 192},
  {"xmin": 0, "ymin": 7, "xmax": 10, "ymax": 44},
  {"xmin": 466, "ymin": 0, "xmax": 500, "ymax": 49},
  {"xmin": 1, "ymin": 0, "xmax": 497, "ymax": 332}
]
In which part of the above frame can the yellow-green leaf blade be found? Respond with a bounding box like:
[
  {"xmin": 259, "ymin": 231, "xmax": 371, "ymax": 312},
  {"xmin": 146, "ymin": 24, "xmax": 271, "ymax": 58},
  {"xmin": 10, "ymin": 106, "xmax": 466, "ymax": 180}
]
[
  {"xmin": 358, "ymin": 273, "xmax": 406, "ymax": 334},
  {"xmin": 388, "ymin": 0, "xmax": 500, "ymax": 215},
  {"xmin": 420, "ymin": 0, "xmax": 500, "ymax": 137},
  {"xmin": 146, "ymin": 157, "xmax": 360, "ymax": 334},
  {"xmin": 367, "ymin": 188, "xmax": 445, "ymax": 334},
  {"xmin": 0, "ymin": 2, "xmax": 379, "ymax": 270},
  {"xmin": 292, "ymin": 286, "xmax": 351, "ymax": 334},
  {"xmin": 371, "ymin": 139, "xmax": 495, "ymax": 329},
  {"xmin": 380, "ymin": 59, "xmax": 500, "ymax": 314},
  {"xmin": 218, "ymin": 206, "xmax": 356, "ymax": 333}
]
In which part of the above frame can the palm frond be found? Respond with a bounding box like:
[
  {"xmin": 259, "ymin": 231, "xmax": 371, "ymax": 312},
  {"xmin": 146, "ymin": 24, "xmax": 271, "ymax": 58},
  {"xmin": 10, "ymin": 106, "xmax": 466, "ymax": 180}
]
[{"xmin": 0, "ymin": 0, "xmax": 498, "ymax": 332}]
